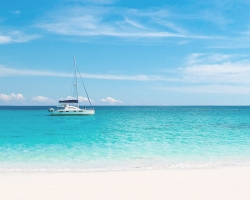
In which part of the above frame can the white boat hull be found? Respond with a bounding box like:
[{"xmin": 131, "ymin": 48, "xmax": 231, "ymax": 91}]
[
  {"xmin": 50, "ymin": 109, "xmax": 95, "ymax": 116},
  {"xmin": 48, "ymin": 56, "xmax": 95, "ymax": 116}
]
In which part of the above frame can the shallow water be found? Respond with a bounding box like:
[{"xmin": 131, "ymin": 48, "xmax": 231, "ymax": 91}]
[{"xmin": 0, "ymin": 106, "xmax": 250, "ymax": 171}]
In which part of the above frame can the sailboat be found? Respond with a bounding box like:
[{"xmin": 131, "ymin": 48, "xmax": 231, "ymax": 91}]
[{"xmin": 48, "ymin": 56, "xmax": 95, "ymax": 116}]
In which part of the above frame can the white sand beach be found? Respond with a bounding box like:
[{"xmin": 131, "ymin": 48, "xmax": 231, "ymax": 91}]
[{"xmin": 1, "ymin": 167, "xmax": 250, "ymax": 200}]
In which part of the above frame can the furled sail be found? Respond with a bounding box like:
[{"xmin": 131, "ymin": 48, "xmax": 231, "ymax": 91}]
[{"xmin": 59, "ymin": 99, "xmax": 78, "ymax": 103}]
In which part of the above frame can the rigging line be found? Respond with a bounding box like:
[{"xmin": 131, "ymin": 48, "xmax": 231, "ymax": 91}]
[
  {"xmin": 71, "ymin": 72, "xmax": 76, "ymax": 98},
  {"xmin": 76, "ymin": 66, "xmax": 94, "ymax": 109},
  {"xmin": 59, "ymin": 63, "xmax": 71, "ymax": 100},
  {"xmin": 73, "ymin": 56, "xmax": 79, "ymax": 105}
]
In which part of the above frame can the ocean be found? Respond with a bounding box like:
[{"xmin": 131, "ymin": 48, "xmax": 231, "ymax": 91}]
[{"xmin": 0, "ymin": 106, "xmax": 250, "ymax": 171}]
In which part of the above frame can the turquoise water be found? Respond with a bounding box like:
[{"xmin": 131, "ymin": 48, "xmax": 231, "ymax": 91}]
[{"xmin": 0, "ymin": 106, "xmax": 250, "ymax": 171}]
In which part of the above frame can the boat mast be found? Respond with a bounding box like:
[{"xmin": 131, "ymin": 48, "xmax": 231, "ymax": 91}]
[
  {"xmin": 73, "ymin": 56, "xmax": 79, "ymax": 108},
  {"xmin": 76, "ymin": 64, "xmax": 94, "ymax": 110}
]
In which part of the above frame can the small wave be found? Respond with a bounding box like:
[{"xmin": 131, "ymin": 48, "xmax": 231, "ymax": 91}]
[{"xmin": 1, "ymin": 161, "xmax": 250, "ymax": 172}]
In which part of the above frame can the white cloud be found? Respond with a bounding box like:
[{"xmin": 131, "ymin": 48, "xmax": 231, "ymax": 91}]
[
  {"xmin": 63, "ymin": 95, "xmax": 92, "ymax": 103},
  {"xmin": 82, "ymin": 73, "xmax": 179, "ymax": 81},
  {"xmin": 101, "ymin": 97, "xmax": 123, "ymax": 104},
  {"xmin": 177, "ymin": 40, "xmax": 189, "ymax": 45},
  {"xmin": 0, "ymin": 65, "xmax": 181, "ymax": 82},
  {"xmin": 31, "ymin": 96, "xmax": 55, "ymax": 104},
  {"xmin": 63, "ymin": 96, "xmax": 77, "ymax": 100},
  {"xmin": 10, "ymin": 10, "xmax": 20, "ymax": 15},
  {"xmin": 66, "ymin": 0, "xmax": 115, "ymax": 4},
  {"xmin": 154, "ymin": 53, "xmax": 250, "ymax": 95},
  {"xmin": 194, "ymin": 9, "xmax": 233, "ymax": 26},
  {"xmin": 0, "ymin": 65, "xmax": 70, "ymax": 77},
  {"xmin": 78, "ymin": 96, "xmax": 92, "ymax": 103},
  {"xmin": 154, "ymin": 19, "xmax": 187, "ymax": 34},
  {"xmin": 186, "ymin": 53, "xmax": 233, "ymax": 65},
  {"xmin": 82, "ymin": 0, "xmax": 115, "ymax": 4},
  {"xmin": 0, "ymin": 35, "xmax": 11, "ymax": 43},
  {"xmin": 0, "ymin": 31, "xmax": 40, "ymax": 44},
  {"xmin": 37, "ymin": 6, "xmax": 210, "ymax": 39},
  {"xmin": 0, "ymin": 93, "xmax": 56, "ymax": 105},
  {"xmin": 0, "ymin": 93, "xmax": 25, "ymax": 102},
  {"xmin": 185, "ymin": 62, "xmax": 250, "ymax": 76},
  {"xmin": 159, "ymin": 85, "xmax": 250, "ymax": 94},
  {"xmin": 182, "ymin": 53, "xmax": 250, "ymax": 84}
]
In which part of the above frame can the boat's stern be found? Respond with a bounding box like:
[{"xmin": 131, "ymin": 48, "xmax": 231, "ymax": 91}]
[{"xmin": 48, "ymin": 108, "xmax": 55, "ymax": 112}]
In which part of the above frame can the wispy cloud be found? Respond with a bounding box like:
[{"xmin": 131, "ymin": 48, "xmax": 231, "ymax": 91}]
[
  {"xmin": 0, "ymin": 35, "xmax": 10, "ymax": 44},
  {"xmin": 0, "ymin": 65, "xmax": 180, "ymax": 82},
  {"xmin": 7, "ymin": 54, "xmax": 246, "ymax": 85},
  {"xmin": 10, "ymin": 10, "xmax": 21, "ymax": 15},
  {"xmin": 183, "ymin": 53, "xmax": 250, "ymax": 84},
  {"xmin": 66, "ymin": 0, "xmax": 115, "ymax": 4},
  {"xmin": 101, "ymin": 96, "xmax": 122, "ymax": 104},
  {"xmin": 159, "ymin": 85, "xmax": 250, "ymax": 95},
  {"xmin": 242, "ymin": 27, "xmax": 250, "ymax": 36},
  {"xmin": 0, "ymin": 31, "xmax": 40, "ymax": 44},
  {"xmin": 82, "ymin": 73, "xmax": 179, "ymax": 81},
  {"xmin": 37, "ymin": 6, "xmax": 211, "ymax": 39},
  {"xmin": 157, "ymin": 53, "xmax": 250, "ymax": 95},
  {"xmin": 2, "ymin": 53, "xmax": 250, "ymax": 96},
  {"xmin": 186, "ymin": 53, "xmax": 234, "ymax": 65},
  {"xmin": 0, "ymin": 65, "xmax": 69, "ymax": 77},
  {"xmin": 193, "ymin": 9, "xmax": 233, "ymax": 26}
]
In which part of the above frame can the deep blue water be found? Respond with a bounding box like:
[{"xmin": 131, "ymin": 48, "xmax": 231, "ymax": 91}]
[{"xmin": 0, "ymin": 106, "xmax": 250, "ymax": 171}]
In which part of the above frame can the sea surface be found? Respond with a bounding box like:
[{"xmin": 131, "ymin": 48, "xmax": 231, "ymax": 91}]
[{"xmin": 0, "ymin": 106, "xmax": 250, "ymax": 171}]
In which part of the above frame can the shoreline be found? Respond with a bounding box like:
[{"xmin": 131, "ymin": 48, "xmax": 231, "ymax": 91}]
[
  {"xmin": 1, "ymin": 160, "xmax": 250, "ymax": 172},
  {"xmin": 1, "ymin": 166, "xmax": 250, "ymax": 200}
]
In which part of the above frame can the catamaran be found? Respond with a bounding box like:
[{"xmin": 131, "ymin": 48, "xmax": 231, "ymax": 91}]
[{"xmin": 48, "ymin": 56, "xmax": 95, "ymax": 116}]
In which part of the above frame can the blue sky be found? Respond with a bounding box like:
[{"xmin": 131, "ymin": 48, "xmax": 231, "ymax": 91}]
[{"xmin": 1, "ymin": 0, "xmax": 250, "ymax": 105}]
